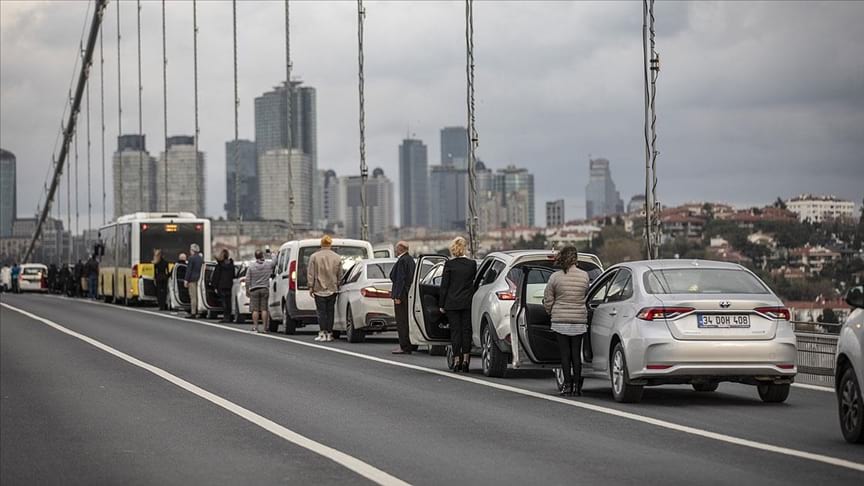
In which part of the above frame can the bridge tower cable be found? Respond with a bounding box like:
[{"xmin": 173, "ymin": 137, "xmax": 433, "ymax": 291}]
[
  {"xmin": 161, "ymin": 0, "xmax": 169, "ymax": 212},
  {"xmin": 641, "ymin": 0, "xmax": 660, "ymax": 259},
  {"xmin": 22, "ymin": 0, "xmax": 107, "ymax": 263},
  {"xmin": 232, "ymin": 0, "xmax": 241, "ymax": 253},
  {"xmin": 74, "ymin": 117, "xmax": 80, "ymax": 260},
  {"xmin": 86, "ymin": 68, "xmax": 92, "ymax": 236},
  {"xmin": 648, "ymin": 0, "xmax": 660, "ymax": 259},
  {"xmin": 136, "ymin": 0, "xmax": 144, "ymax": 212},
  {"xmin": 357, "ymin": 0, "xmax": 369, "ymax": 242},
  {"xmin": 465, "ymin": 0, "xmax": 479, "ymax": 257},
  {"xmin": 641, "ymin": 0, "xmax": 653, "ymax": 260},
  {"xmin": 99, "ymin": 21, "xmax": 106, "ymax": 225},
  {"xmin": 116, "ymin": 0, "xmax": 123, "ymax": 220},
  {"xmin": 192, "ymin": 0, "xmax": 200, "ymax": 217},
  {"xmin": 67, "ymin": 145, "xmax": 72, "ymax": 264},
  {"xmin": 285, "ymin": 0, "xmax": 294, "ymax": 239}
]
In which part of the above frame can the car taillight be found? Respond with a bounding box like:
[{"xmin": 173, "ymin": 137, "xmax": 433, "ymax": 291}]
[
  {"xmin": 504, "ymin": 334, "xmax": 511, "ymax": 343},
  {"xmin": 496, "ymin": 290, "xmax": 517, "ymax": 301},
  {"xmin": 132, "ymin": 264, "xmax": 139, "ymax": 279},
  {"xmin": 361, "ymin": 287, "xmax": 391, "ymax": 298},
  {"xmin": 776, "ymin": 363, "xmax": 795, "ymax": 370},
  {"xmin": 239, "ymin": 277, "xmax": 246, "ymax": 287},
  {"xmin": 636, "ymin": 306, "xmax": 694, "ymax": 321},
  {"xmin": 755, "ymin": 307, "xmax": 790, "ymax": 320},
  {"xmin": 288, "ymin": 260, "xmax": 297, "ymax": 291}
]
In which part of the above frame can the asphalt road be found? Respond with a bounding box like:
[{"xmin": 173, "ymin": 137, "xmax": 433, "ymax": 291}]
[{"xmin": 1, "ymin": 292, "xmax": 862, "ymax": 485}]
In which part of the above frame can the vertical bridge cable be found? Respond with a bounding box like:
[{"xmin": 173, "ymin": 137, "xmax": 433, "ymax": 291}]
[
  {"xmin": 162, "ymin": 0, "xmax": 168, "ymax": 212},
  {"xmin": 87, "ymin": 69, "xmax": 92, "ymax": 237},
  {"xmin": 641, "ymin": 0, "xmax": 653, "ymax": 260},
  {"xmin": 357, "ymin": 0, "xmax": 369, "ymax": 242},
  {"xmin": 74, "ymin": 113, "xmax": 80, "ymax": 260},
  {"xmin": 67, "ymin": 132, "xmax": 72, "ymax": 264},
  {"xmin": 136, "ymin": 0, "xmax": 144, "ymax": 212},
  {"xmin": 192, "ymin": 0, "xmax": 200, "ymax": 216},
  {"xmin": 100, "ymin": 21, "xmax": 106, "ymax": 224},
  {"xmin": 116, "ymin": 0, "xmax": 123, "ymax": 220},
  {"xmin": 232, "ymin": 0, "xmax": 241, "ymax": 252},
  {"xmin": 465, "ymin": 0, "xmax": 479, "ymax": 257},
  {"xmin": 285, "ymin": 0, "xmax": 294, "ymax": 238},
  {"xmin": 648, "ymin": 0, "xmax": 660, "ymax": 259}
]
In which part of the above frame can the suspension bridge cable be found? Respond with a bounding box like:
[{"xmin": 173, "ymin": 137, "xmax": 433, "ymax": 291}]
[
  {"xmin": 100, "ymin": 21, "xmax": 106, "ymax": 224},
  {"xmin": 87, "ymin": 71, "xmax": 92, "ymax": 235},
  {"xmin": 232, "ymin": 0, "xmax": 241, "ymax": 251},
  {"xmin": 357, "ymin": 0, "xmax": 369, "ymax": 241},
  {"xmin": 161, "ymin": 0, "xmax": 169, "ymax": 212},
  {"xmin": 641, "ymin": 0, "xmax": 653, "ymax": 260},
  {"xmin": 67, "ymin": 148, "xmax": 71, "ymax": 264},
  {"xmin": 136, "ymin": 0, "xmax": 144, "ymax": 212},
  {"xmin": 465, "ymin": 0, "xmax": 479, "ymax": 257},
  {"xmin": 285, "ymin": 0, "xmax": 294, "ymax": 238},
  {"xmin": 74, "ymin": 118, "xmax": 80, "ymax": 258},
  {"xmin": 192, "ymin": 0, "xmax": 200, "ymax": 216},
  {"xmin": 116, "ymin": 0, "xmax": 123, "ymax": 219},
  {"xmin": 648, "ymin": 0, "xmax": 660, "ymax": 259}
]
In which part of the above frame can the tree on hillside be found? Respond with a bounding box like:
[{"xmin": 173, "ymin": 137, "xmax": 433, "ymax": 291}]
[
  {"xmin": 773, "ymin": 197, "xmax": 787, "ymax": 209},
  {"xmin": 599, "ymin": 238, "xmax": 643, "ymax": 265}
]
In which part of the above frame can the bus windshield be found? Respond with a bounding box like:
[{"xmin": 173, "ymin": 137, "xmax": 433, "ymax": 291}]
[{"xmin": 140, "ymin": 223, "xmax": 205, "ymax": 263}]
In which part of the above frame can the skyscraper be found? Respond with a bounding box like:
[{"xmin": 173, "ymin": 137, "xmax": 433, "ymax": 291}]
[
  {"xmin": 257, "ymin": 149, "xmax": 313, "ymax": 226},
  {"xmin": 399, "ymin": 138, "xmax": 429, "ymax": 228},
  {"xmin": 0, "ymin": 148, "xmax": 16, "ymax": 237},
  {"xmin": 156, "ymin": 135, "xmax": 205, "ymax": 216},
  {"xmin": 585, "ymin": 157, "xmax": 624, "ymax": 219},
  {"xmin": 254, "ymin": 81, "xmax": 319, "ymax": 225},
  {"xmin": 225, "ymin": 139, "xmax": 258, "ymax": 220},
  {"xmin": 112, "ymin": 134, "xmax": 157, "ymax": 218},
  {"xmin": 319, "ymin": 169, "xmax": 344, "ymax": 230},
  {"xmin": 429, "ymin": 165, "xmax": 468, "ymax": 231},
  {"xmin": 496, "ymin": 165, "xmax": 535, "ymax": 227},
  {"xmin": 344, "ymin": 168, "xmax": 393, "ymax": 242},
  {"xmin": 546, "ymin": 199, "xmax": 565, "ymax": 227},
  {"xmin": 440, "ymin": 126, "xmax": 468, "ymax": 169}
]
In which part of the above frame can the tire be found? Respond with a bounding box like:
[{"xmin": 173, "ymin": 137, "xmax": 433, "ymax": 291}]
[
  {"xmin": 481, "ymin": 323, "xmax": 507, "ymax": 378},
  {"xmin": 838, "ymin": 367, "xmax": 864, "ymax": 443},
  {"xmin": 446, "ymin": 346, "xmax": 456, "ymax": 370},
  {"xmin": 282, "ymin": 303, "xmax": 297, "ymax": 334},
  {"xmin": 757, "ymin": 383, "xmax": 791, "ymax": 403},
  {"xmin": 346, "ymin": 308, "xmax": 366, "ymax": 343},
  {"xmin": 610, "ymin": 343, "xmax": 643, "ymax": 403},
  {"xmin": 233, "ymin": 299, "xmax": 245, "ymax": 324},
  {"xmin": 429, "ymin": 345, "xmax": 447, "ymax": 356},
  {"xmin": 693, "ymin": 383, "xmax": 719, "ymax": 393}
]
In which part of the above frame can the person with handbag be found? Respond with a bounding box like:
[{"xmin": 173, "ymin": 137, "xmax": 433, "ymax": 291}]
[{"xmin": 543, "ymin": 246, "xmax": 590, "ymax": 397}]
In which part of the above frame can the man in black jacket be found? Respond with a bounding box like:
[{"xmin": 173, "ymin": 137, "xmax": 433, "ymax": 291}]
[{"xmin": 389, "ymin": 241, "xmax": 416, "ymax": 354}]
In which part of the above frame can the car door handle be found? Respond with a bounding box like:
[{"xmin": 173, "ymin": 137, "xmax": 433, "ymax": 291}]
[
  {"xmin": 609, "ymin": 309, "xmax": 618, "ymax": 316},
  {"xmin": 281, "ymin": 275, "xmax": 289, "ymax": 280}
]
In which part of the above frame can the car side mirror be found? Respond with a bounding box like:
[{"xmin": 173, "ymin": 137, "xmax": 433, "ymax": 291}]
[{"xmin": 846, "ymin": 287, "xmax": 864, "ymax": 309}]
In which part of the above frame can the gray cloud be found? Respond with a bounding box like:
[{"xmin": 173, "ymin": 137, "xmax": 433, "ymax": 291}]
[{"xmin": 1, "ymin": 0, "xmax": 862, "ymax": 232}]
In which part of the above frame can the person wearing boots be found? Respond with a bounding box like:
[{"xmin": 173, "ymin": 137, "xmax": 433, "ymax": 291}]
[
  {"xmin": 543, "ymin": 246, "xmax": 590, "ymax": 397},
  {"xmin": 438, "ymin": 237, "xmax": 476, "ymax": 372},
  {"xmin": 211, "ymin": 249, "xmax": 236, "ymax": 323}
]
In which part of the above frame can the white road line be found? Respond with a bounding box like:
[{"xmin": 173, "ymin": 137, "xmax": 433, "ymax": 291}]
[
  {"xmin": 1, "ymin": 302, "xmax": 409, "ymax": 486},
  {"xmin": 28, "ymin": 296, "xmax": 864, "ymax": 474},
  {"xmin": 792, "ymin": 383, "xmax": 833, "ymax": 393}
]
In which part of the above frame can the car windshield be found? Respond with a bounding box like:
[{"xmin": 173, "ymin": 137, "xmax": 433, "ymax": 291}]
[
  {"xmin": 22, "ymin": 267, "xmax": 42, "ymax": 276},
  {"xmin": 366, "ymin": 262, "xmax": 394, "ymax": 279},
  {"xmin": 297, "ymin": 246, "xmax": 369, "ymax": 289},
  {"xmin": 644, "ymin": 268, "xmax": 769, "ymax": 294}
]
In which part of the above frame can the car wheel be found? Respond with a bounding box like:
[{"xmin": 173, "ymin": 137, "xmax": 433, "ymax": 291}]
[
  {"xmin": 446, "ymin": 346, "xmax": 456, "ymax": 370},
  {"xmin": 346, "ymin": 308, "xmax": 365, "ymax": 343},
  {"xmin": 282, "ymin": 303, "xmax": 297, "ymax": 334},
  {"xmin": 610, "ymin": 343, "xmax": 643, "ymax": 403},
  {"xmin": 481, "ymin": 324, "xmax": 507, "ymax": 378},
  {"xmin": 693, "ymin": 383, "xmax": 719, "ymax": 392},
  {"xmin": 233, "ymin": 299, "xmax": 245, "ymax": 324},
  {"xmin": 757, "ymin": 383, "xmax": 790, "ymax": 403},
  {"xmin": 838, "ymin": 367, "xmax": 864, "ymax": 443}
]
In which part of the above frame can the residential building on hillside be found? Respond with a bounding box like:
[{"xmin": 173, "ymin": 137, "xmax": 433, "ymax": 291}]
[
  {"xmin": 585, "ymin": 157, "xmax": 624, "ymax": 219},
  {"xmin": 787, "ymin": 194, "xmax": 856, "ymax": 222},
  {"xmin": 789, "ymin": 245, "xmax": 842, "ymax": 275}
]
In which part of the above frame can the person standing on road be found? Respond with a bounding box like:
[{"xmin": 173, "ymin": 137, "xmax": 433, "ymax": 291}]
[
  {"xmin": 185, "ymin": 244, "xmax": 204, "ymax": 318},
  {"xmin": 246, "ymin": 250, "xmax": 275, "ymax": 333},
  {"xmin": 211, "ymin": 249, "xmax": 236, "ymax": 323},
  {"xmin": 153, "ymin": 249, "xmax": 170, "ymax": 310},
  {"xmin": 307, "ymin": 235, "xmax": 343, "ymax": 342},
  {"xmin": 389, "ymin": 241, "xmax": 416, "ymax": 354},
  {"xmin": 86, "ymin": 254, "xmax": 99, "ymax": 299},
  {"xmin": 439, "ymin": 237, "xmax": 477, "ymax": 372},
  {"xmin": 10, "ymin": 262, "xmax": 20, "ymax": 293},
  {"xmin": 544, "ymin": 246, "xmax": 590, "ymax": 397}
]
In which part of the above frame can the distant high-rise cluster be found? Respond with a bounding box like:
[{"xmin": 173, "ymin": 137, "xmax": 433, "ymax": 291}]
[
  {"xmin": 157, "ymin": 136, "xmax": 205, "ymax": 216},
  {"xmin": 0, "ymin": 148, "xmax": 16, "ymax": 237},
  {"xmin": 399, "ymin": 138, "xmax": 429, "ymax": 228},
  {"xmin": 112, "ymin": 135, "xmax": 157, "ymax": 217},
  {"xmin": 224, "ymin": 140, "xmax": 258, "ymax": 221},
  {"xmin": 585, "ymin": 157, "xmax": 624, "ymax": 220}
]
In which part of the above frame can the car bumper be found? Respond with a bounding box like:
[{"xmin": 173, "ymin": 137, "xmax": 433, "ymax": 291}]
[{"xmin": 361, "ymin": 313, "xmax": 397, "ymax": 332}]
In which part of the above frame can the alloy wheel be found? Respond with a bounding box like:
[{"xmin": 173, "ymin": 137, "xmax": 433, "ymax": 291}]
[
  {"xmin": 841, "ymin": 376, "xmax": 861, "ymax": 434},
  {"xmin": 612, "ymin": 350, "xmax": 624, "ymax": 395},
  {"xmin": 482, "ymin": 327, "xmax": 492, "ymax": 373}
]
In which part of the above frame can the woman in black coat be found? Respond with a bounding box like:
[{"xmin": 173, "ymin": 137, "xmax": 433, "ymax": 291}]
[
  {"xmin": 439, "ymin": 237, "xmax": 477, "ymax": 372},
  {"xmin": 153, "ymin": 249, "xmax": 170, "ymax": 310},
  {"xmin": 211, "ymin": 249, "xmax": 236, "ymax": 323}
]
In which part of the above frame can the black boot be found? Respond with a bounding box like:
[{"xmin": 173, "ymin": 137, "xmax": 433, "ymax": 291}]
[
  {"xmin": 559, "ymin": 380, "xmax": 571, "ymax": 396},
  {"xmin": 574, "ymin": 378, "xmax": 584, "ymax": 397}
]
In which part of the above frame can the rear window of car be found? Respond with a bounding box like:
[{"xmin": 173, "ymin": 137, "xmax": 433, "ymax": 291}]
[
  {"xmin": 644, "ymin": 268, "xmax": 769, "ymax": 294},
  {"xmin": 22, "ymin": 267, "xmax": 42, "ymax": 276},
  {"xmin": 297, "ymin": 246, "xmax": 369, "ymax": 289},
  {"xmin": 366, "ymin": 263, "xmax": 394, "ymax": 279}
]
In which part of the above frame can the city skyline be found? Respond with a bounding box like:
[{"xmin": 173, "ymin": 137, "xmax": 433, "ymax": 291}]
[{"xmin": 2, "ymin": 2, "xmax": 863, "ymax": 227}]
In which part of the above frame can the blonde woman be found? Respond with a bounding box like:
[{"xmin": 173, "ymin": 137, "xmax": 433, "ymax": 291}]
[{"xmin": 438, "ymin": 237, "xmax": 477, "ymax": 372}]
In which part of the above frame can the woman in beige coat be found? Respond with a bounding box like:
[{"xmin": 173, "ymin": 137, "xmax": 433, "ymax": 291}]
[{"xmin": 543, "ymin": 246, "xmax": 590, "ymax": 396}]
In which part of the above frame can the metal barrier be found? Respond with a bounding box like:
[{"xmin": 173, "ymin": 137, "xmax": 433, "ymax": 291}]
[{"xmin": 793, "ymin": 321, "xmax": 841, "ymax": 388}]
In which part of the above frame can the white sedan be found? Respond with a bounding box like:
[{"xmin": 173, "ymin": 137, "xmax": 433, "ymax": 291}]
[
  {"xmin": 334, "ymin": 258, "xmax": 397, "ymax": 343},
  {"xmin": 18, "ymin": 264, "xmax": 48, "ymax": 292}
]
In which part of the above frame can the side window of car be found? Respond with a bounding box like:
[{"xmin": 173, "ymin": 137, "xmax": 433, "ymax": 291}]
[
  {"xmin": 482, "ymin": 260, "xmax": 506, "ymax": 286},
  {"xmin": 605, "ymin": 269, "xmax": 632, "ymax": 303},
  {"xmin": 347, "ymin": 265, "xmax": 362, "ymax": 284},
  {"xmin": 588, "ymin": 270, "xmax": 617, "ymax": 306}
]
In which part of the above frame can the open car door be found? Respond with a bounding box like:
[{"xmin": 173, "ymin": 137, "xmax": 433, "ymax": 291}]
[
  {"xmin": 511, "ymin": 265, "xmax": 560, "ymax": 367},
  {"xmin": 171, "ymin": 263, "xmax": 190, "ymax": 309},
  {"xmin": 408, "ymin": 255, "xmax": 451, "ymax": 346}
]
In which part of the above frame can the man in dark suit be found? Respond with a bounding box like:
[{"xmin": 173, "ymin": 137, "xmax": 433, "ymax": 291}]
[{"xmin": 389, "ymin": 241, "xmax": 416, "ymax": 354}]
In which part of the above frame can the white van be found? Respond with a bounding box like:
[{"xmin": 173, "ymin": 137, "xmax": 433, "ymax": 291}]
[{"xmin": 269, "ymin": 238, "xmax": 373, "ymax": 334}]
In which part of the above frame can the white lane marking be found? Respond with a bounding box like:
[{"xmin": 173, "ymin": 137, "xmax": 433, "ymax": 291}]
[
  {"xmin": 32, "ymin": 296, "xmax": 864, "ymax": 474},
  {"xmin": 0, "ymin": 302, "xmax": 408, "ymax": 486},
  {"xmin": 792, "ymin": 383, "xmax": 833, "ymax": 393}
]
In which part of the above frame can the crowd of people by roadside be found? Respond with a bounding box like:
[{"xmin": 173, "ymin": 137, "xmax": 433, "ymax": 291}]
[{"xmin": 1, "ymin": 256, "xmax": 100, "ymax": 297}]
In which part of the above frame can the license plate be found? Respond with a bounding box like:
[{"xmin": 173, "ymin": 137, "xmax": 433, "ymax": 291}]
[{"xmin": 697, "ymin": 314, "xmax": 750, "ymax": 328}]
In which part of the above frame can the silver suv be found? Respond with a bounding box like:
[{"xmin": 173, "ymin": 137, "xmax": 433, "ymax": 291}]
[
  {"xmin": 836, "ymin": 285, "xmax": 864, "ymax": 443},
  {"xmin": 407, "ymin": 250, "xmax": 602, "ymax": 376}
]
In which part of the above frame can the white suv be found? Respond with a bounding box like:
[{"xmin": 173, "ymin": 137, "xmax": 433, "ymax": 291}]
[
  {"xmin": 836, "ymin": 285, "xmax": 864, "ymax": 443},
  {"xmin": 408, "ymin": 250, "xmax": 602, "ymax": 376}
]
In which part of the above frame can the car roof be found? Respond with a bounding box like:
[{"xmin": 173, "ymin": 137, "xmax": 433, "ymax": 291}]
[
  {"xmin": 363, "ymin": 258, "xmax": 397, "ymax": 264},
  {"xmin": 618, "ymin": 259, "xmax": 746, "ymax": 272}
]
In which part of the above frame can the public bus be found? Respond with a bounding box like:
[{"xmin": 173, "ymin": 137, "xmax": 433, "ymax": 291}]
[{"xmin": 97, "ymin": 212, "xmax": 211, "ymax": 304}]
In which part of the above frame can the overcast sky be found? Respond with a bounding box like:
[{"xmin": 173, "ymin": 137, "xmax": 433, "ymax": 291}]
[{"xmin": 1, "ymin": 0, "xmax": 862, "ymax": 230}]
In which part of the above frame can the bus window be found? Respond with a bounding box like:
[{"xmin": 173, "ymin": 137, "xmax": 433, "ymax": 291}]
[
  {"xmin": 140, "ymin": 223, "xmax": 205, "ymax": 263},
  {"xmin": 117, "ymin": 224, "xmax": 131, "ymax": 267}
]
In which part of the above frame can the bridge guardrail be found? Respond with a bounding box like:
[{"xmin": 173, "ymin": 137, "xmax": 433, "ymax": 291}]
[{"xmin": 793, "ymin": 321, "xmax": 841, "ymax": 389}]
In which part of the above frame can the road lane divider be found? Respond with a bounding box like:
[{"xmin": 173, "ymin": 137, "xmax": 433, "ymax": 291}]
[
  {"xmin": 0, "ymin": 302, "xmax": 409, "ymax": 486},
  {"xmin": 29, "ymin": 295, "xmax": 864, "ymax": 474}
]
